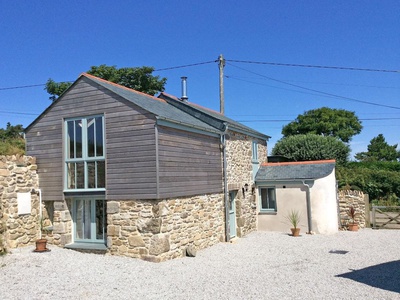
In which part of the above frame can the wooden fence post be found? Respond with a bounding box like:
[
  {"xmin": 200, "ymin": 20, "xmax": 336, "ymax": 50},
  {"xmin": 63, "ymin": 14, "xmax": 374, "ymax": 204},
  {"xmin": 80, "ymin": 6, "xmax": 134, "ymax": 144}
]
[{"xmin": 364, "ymin": 194, "xmax": 370, "ymax": 228}]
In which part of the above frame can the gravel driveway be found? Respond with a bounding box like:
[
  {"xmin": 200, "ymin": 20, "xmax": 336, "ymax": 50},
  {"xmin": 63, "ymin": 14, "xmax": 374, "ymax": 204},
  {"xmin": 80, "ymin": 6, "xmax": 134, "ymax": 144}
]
[{"xmin": 1, "ymin": 229, "xmax": 399, "ymax": 299}]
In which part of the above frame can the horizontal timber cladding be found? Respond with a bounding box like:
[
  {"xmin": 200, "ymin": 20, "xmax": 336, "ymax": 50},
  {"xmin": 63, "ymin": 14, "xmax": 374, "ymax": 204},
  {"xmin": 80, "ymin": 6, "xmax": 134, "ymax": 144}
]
[
  {"xmin": 157, "ymin": 126, "xmax": 223, "ymax": 198},
  {"xmin": 25, "ymin": 76, "xmax": 158, "ymax": 201}
]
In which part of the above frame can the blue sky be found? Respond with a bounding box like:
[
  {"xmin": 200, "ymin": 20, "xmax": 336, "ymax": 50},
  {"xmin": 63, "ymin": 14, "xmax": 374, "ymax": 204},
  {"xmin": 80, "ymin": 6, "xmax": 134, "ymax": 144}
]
[{"xmin": 1, "ymin": 1, "xmax": 399, "ymax": 158}]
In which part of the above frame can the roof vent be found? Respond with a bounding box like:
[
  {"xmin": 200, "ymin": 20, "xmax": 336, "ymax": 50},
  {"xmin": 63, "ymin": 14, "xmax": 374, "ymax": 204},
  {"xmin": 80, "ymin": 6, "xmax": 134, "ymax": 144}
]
[{"xmin": 181, "ymin": 76, "xmax": 188, "ymax": 102}]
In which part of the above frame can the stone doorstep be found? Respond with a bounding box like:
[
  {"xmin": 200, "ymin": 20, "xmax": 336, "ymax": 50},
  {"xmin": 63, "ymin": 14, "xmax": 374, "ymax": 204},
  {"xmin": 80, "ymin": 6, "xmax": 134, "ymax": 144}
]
[{"xmin": 229, "ymin": 237, "xmax": 239, "ymax": 244}]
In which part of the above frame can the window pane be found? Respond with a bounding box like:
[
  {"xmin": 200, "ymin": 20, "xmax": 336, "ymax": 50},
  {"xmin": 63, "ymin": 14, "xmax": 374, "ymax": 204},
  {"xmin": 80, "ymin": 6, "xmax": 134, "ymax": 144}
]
[
  {"xmin": 97, "ymin": 161, "xmax": 106, "ymax": 188},
  {"xmin": 75, "ymin": 120, "xmax": 82, "ymax": 158},
  {"xmin": 96, "ymin": 200, "xmax": 105, "ymax": 240},
  {"xmin": 75, "ymin": 200, "xmax": 84, "ymax": 239},
  {"xmin": 67, "ymin": 121, "xmax": 75, "ymax": 159},
  {"xmin": 67, "ymin": 163, "xmax": 75, "ymax": 189},
  {"xmin": 261, "ymin": 188, "xmax": 276, "ymax": 210},
  {"xmin": 87, "ymin": 162, "xmax": 96, "ymax": 188},
  {"xmin": 95, "ymin": 117, "xmax": 103, "ymax": 157},
  {"xmin": 267, "ymin": 188, "xmax": 276, "ymax": 210},
  {"xmin": 261, "ymin": 189, "xmax": 268, "ymax": 209},
  {"xmin": 252, "ymin": 141, "xmax": 258, "ymax": 160},
  {"xmin": 76, "ymin": 162, "xmax": 84, "ymax": 189},
  {"xmin": 87, "ymin": 118, "xmax": 95, "ymax": 157},
  {"xmin": 75, "ymin": 200, "xmax": 91, "ymax": 240}
]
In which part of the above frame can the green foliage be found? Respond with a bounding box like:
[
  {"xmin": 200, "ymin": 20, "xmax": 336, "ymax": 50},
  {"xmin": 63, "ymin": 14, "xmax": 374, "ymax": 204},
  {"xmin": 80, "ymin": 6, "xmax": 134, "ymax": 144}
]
[
  {"xmin": 337, "ymin": 161, "xmax": 400, "ymax": 203},
  {"xmin": 44, "ymin": 79, "xmax": 73, "ymax": 101},
  {"xmin": 285, "ymin": 210, "xmax": 301, "ymax": 229},
  {"xmin": 0, "ymin": 123, "xmax": 25, "ymax": 155},
  {"xmin": 45, "ymin": 65, "xmax": 167, "ymax": 101},
  {"xmin": 282, "ymin": 107, "xmax": 362, "ymax": 143},
  {"xmin": 272, "ymin": 134, "xmax": 350, "ymax": 164},
  {"xmin": 355, "ymin": 134, "xmax": 400, "ymax": 162}
]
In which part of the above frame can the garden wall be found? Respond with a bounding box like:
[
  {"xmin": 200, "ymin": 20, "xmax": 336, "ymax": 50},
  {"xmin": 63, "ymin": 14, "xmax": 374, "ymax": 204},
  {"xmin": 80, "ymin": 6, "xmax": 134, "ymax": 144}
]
[
  {"xmin": 338, "ymin": 190, "xmax": 368, "ymax": 229},
  {"xmin": 0, "ymin": 155, "xmax": 41, "ymax": 252}
]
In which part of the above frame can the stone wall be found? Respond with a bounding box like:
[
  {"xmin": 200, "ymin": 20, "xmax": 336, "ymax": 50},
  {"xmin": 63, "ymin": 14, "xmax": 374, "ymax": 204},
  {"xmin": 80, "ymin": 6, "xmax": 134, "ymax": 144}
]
[
  {"xmin": 338, "ymin": 190, "xmax": 367, "ymax": 229},
  {"xmin": 225, "ymin": 132, "xmax": 267, "ymax": 237},
  {"xmin": 0, "ymin": 155, "xmax": 43, "ymax": 251},
  {"xmin": 106, "ymin": 193, "xmax": 225, "ymax": 262}
]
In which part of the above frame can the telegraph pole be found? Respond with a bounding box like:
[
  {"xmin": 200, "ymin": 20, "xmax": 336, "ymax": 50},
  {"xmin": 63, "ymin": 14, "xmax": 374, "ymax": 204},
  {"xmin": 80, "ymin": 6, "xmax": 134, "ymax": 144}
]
[{"xmin": 218, "ymin": 54, "xmax": 225, "ymax": 115}]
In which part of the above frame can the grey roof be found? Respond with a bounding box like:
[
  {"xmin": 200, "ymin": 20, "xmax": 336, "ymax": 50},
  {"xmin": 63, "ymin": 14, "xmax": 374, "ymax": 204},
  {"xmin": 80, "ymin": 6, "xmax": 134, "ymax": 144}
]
[
  {"xmin": 86, "ymin": 75, "xmax": 220, "ymax": 133},
  {"xmin": 255, "ymin": 161, "xmax": 336, "ymax": 182},
  {"xmin": 159, "ymin": 93, "xmax": 270, "ymax": 140}
]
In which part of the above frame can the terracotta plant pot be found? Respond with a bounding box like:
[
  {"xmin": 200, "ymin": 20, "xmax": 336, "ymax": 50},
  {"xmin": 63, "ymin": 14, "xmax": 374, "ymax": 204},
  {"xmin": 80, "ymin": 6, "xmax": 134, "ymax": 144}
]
[
  {"xmin": 348, "ymin": 223, "xmax": 359, "ymax": 232},
  {"xmin": 290, "ymin": 228, "xmax": 301, "ymax": 237},
  {"xmin": 34, "ymin": 239, "xmax": 48, "ymax": 252}
]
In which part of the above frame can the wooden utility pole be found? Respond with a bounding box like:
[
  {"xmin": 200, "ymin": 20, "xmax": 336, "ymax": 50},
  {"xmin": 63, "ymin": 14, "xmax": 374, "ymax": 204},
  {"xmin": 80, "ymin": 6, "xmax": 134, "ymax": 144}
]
[{"xmin": 218, "ymin": 54, "xmax": 225, "ymax": 115}]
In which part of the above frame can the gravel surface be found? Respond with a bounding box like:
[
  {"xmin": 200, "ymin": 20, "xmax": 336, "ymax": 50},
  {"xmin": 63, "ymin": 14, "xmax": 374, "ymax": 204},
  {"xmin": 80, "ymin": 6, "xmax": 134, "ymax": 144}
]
[{"xmin": 1, "ymin": 229, "xmax": 399, "ymax": 300}]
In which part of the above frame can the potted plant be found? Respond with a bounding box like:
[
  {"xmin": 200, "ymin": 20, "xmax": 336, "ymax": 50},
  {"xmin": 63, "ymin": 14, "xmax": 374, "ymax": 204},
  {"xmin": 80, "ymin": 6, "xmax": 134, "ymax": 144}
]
[
  {"xmin": 286, "ymin": 210, "xmax": 301, "ymax": 237},
  {"xmin": 34, "ymin": 217, "xmax": 50, "ymax": 252},
  {"xmin": 347, "ymin": 206, "xmax": 359, "ymax": 232}
]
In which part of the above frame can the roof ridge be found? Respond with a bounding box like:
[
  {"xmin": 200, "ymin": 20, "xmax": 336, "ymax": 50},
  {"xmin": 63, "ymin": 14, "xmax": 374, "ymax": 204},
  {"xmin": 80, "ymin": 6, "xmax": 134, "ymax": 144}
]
[
  {"xmin": 81, "ymin": 72, "xmax": 166, "ymax": 103},
  {"xmin": 262, "ymin": 159, "xmax": 336, "ymax": 166}
]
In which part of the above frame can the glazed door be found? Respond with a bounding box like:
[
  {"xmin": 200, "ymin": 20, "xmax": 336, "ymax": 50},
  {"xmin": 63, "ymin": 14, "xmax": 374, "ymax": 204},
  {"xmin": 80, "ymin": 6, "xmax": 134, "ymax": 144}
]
[{"xmin": 229, "ymin": 191, "xmax": 237, "ymax": 238}]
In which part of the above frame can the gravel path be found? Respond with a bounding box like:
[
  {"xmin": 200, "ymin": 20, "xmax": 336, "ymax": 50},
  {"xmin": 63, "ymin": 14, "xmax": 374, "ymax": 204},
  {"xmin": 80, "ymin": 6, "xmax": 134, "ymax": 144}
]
[{"xmin": 1, "ymin": 229, "xmax": 399, "ymax": 300}]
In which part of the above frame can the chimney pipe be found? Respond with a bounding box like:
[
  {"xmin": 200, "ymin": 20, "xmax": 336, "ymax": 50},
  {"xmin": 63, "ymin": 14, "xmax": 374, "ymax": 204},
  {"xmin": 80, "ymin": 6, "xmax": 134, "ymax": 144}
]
[{"xmin": 181, "ymin": 76, "xmax": 188, "ymax": 102}]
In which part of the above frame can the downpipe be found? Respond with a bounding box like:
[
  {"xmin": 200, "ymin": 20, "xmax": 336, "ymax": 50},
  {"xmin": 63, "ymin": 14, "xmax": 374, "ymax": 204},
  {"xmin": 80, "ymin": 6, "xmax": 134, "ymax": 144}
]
[{"xmin": 302, "ymin": 181, "xmax": 313, "ymax": 234}]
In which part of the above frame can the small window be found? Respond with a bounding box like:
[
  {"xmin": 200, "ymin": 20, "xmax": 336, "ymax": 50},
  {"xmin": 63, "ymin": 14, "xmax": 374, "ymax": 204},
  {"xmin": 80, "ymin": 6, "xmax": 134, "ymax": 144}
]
[
  {"xmin": 252, "ymin": 140, "xmax": 258, "ymax": 162},
  {"xmin": 260, "ymin": 187, "xmax": 276, "ymax": 211}
]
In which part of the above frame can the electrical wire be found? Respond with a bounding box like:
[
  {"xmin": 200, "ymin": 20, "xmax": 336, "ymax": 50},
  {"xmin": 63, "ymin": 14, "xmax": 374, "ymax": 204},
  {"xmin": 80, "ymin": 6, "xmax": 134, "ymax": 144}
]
[
  {"xmin": 0, "ymin": 83, "xmax": 46, "ymax": 91},
  {"xmin": 235, "ymin": 117, "xmax": 400, "ymax": 122},
  {"xmin": 226, "ymin": 59, "xmax": 400, "ymax": 73},
  {"xmin": 154, "ymin": 60, "xmax": 216, "ymax": 71},
  {"xmin": 226, "ymin": 62, "xmax": 400, "ymax": 110}
]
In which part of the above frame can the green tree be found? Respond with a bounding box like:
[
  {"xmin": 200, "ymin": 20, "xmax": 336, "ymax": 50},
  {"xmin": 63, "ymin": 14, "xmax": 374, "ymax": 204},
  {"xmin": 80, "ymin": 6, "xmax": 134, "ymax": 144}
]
[
  {"xmin": 45, "ymin": 65, "xmax": 167, "ymax": 100},
  {"xmin": 355, "ymin": 134, "xmax": 400, "ymax": 162},
  {"xmin": 272, "ymin": 134, "xmax": 350, "ymax": 164},
  {"xmin": 282, "ymin": 107, "xmax": 362, "ymax": 143},
  {"xmin": 336, "ymin": 162, "xmax": 400, "ymax": 205},
  {"xmin": 0, "ymin": 123, "xmax": 25, "ymax": 155}
]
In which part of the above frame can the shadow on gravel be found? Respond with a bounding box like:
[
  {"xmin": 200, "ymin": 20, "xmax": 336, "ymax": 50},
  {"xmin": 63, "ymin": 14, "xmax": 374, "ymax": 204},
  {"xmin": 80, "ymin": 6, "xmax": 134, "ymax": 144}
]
[{"xmin": 337, "ymin": 260, "xmax": 400, "ymax": 294}]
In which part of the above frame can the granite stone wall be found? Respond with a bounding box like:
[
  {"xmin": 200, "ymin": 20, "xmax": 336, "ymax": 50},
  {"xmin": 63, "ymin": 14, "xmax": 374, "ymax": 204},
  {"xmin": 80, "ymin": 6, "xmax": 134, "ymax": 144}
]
[
  {"xmin": 338, "ymin": 190, "xmax": 367, "ymax": 229},
  {"xmin": 0, "ymin": 155, "xmax": 44, "ymax": 251},
  {"xmin": 106, "ymin": 193, "xmax": 225, "ymax": 262},
  {"xmin": 225, "ymin": 132, "xmax": 267, "ymax": 237}
]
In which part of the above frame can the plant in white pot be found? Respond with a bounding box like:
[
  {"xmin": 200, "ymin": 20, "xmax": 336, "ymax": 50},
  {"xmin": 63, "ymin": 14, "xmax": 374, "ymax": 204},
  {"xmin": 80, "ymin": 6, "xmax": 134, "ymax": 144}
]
[{"xmin": 286, "ymin": 210, "xmax": 301, "ymax": 237}]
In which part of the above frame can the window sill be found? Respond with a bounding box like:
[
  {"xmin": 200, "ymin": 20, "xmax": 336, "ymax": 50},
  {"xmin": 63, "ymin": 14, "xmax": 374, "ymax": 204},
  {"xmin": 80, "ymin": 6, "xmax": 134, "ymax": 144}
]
[
  {"xmin": 258, "ymin": 211, "xmax": 277, "ymax": 215},
  {"xmin": 65, "ymin": 242, "xmax": 107, "ymax": 251}
]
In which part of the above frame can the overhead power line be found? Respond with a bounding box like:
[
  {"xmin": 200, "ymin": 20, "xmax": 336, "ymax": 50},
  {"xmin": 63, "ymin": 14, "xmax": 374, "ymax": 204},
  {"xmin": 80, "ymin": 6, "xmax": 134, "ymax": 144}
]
[
  {"xmin": 236, "ymin": 117, "xmax": 400, "ymax": 122},
  {"xmin": 226, "ymin": 59, "xmax": 400, "ymax": 73},
  {"xmin": 154, "ymin": 60, "xmax": 216, "ymax": 71},
  {"xmin": 226, "ymin": 62, "xmax": 400, "ymax": 110},
  {"xmin": 0, "ymin": 83, "xmax": 46, "ymax": 91}
]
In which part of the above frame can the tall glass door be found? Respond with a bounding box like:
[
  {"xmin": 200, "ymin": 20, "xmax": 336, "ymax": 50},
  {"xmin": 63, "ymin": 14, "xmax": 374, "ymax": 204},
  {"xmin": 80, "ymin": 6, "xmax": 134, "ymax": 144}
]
[{"xmin": 73, "ymin": 198, "xmax": 106, "ymax": 244}]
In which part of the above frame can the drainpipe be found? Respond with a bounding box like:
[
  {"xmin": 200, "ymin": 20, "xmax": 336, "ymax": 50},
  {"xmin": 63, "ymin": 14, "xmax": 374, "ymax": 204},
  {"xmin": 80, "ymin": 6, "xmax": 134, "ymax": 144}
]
[
  {"xmin": 221, "ymin": 123, "xmax": 229, "ymax": 242},
  {"xmin": 32, "ymin": 189, "xmax": 43, "ymax": 239},
  {"xmin": 301, "ymin": 181, "xmax": 313, "ymax": 234}
]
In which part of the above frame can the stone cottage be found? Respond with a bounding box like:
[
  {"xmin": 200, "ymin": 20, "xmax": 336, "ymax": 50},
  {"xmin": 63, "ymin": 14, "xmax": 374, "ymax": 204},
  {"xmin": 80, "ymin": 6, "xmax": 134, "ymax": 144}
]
[{"xmin": 24, "ymin": 73, "xmax": 270, "ymax": 261}]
